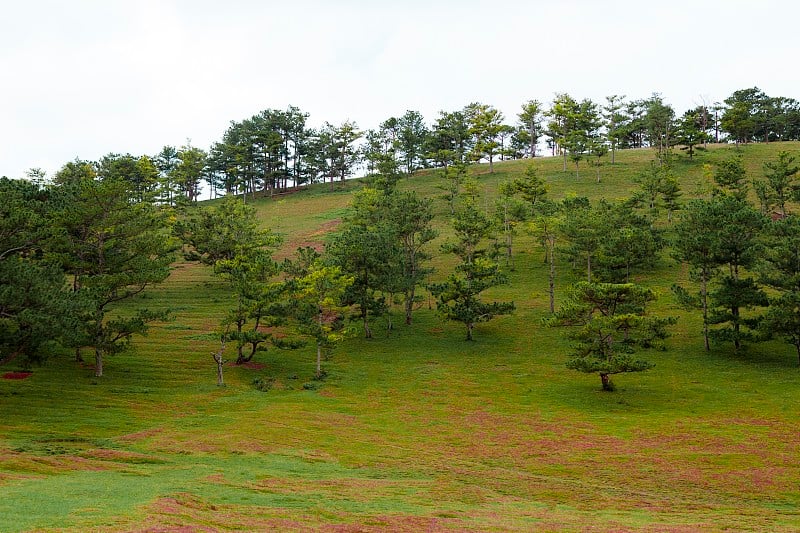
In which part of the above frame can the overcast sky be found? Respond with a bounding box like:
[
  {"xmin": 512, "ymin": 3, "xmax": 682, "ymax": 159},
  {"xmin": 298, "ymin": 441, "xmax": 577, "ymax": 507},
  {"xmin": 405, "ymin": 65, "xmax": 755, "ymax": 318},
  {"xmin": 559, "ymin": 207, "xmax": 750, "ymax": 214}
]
[{"xmin": 2, "ymin": 0, "xmax": 798, "ymax": 179}]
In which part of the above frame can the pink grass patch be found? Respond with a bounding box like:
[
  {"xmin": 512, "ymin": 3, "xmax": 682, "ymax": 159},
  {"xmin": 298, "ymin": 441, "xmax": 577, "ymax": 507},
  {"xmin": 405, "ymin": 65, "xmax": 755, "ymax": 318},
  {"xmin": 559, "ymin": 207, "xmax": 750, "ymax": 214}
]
[{"xmin": 2, "ymin": 371, "xmax": 32, "ymax": 380}]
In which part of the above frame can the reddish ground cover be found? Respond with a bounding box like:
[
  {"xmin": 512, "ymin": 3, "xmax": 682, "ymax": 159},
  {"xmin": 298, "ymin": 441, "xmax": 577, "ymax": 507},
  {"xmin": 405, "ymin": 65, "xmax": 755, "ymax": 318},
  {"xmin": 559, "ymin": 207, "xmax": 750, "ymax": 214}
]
[{"xmin": 2, "ymin": 371, "xmax": 32, "ymax": 380}]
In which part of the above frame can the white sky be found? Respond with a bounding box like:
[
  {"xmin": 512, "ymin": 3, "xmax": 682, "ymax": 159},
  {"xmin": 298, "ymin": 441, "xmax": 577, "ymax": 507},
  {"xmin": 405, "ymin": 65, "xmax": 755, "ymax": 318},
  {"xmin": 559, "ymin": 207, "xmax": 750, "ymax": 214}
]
[{"xmin": 2, "ymin": 0, "xmax": 799, "ymax": 179}]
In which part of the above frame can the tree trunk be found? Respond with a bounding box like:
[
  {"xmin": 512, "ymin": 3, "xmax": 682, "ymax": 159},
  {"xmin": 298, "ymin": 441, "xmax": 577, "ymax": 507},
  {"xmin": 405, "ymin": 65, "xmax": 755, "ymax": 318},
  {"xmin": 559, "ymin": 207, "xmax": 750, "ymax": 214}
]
[
  {"xmin": 505, "ymin": 209, "xmax": 513, "ymax": 268},
  {"xmin": 405, "ymin": 287, "xmax": 415, "ymax": 325},
  {"xmin": 529, "ymin": 123, "xmax": 536, "ymax": 157},
  {"xmin": 363, "ymin": 311, "xmax": 372, "ymax": 339},
  {"xmin": 547, "ymin": 238, "xmax": 556, "ymax": 314},
  {"xmin": 315, "ymin": 341, "xmax": 322, "ymax": 378},
  {"xmin": 466, "ymin": 322, "xmax": 474, "ymax": 341},
  {"xmin": 701, "ymin": 272, "xmax": 710, "ymax": 351},
  {"xmin": 95, "ymin": 348, "xmax": 103, "ymax": 378},
  {"xmin": 213, "ymin": 341, "xmax": 226, "ymax": 386},
  {"xmin": 587, "ymin": 255, "xmax": 592, "ymax": 283},
  {"xmin": 235, "ymin": 321, "xmax": 245, "ymax": 364}
]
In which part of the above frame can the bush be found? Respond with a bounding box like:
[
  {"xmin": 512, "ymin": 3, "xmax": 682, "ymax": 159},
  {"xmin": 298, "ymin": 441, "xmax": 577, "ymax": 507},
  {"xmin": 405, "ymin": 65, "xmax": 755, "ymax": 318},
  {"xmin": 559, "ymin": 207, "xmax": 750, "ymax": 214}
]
[{"xmin": 252, "ymin": 376, "xmax": 275, "ymax": 392}]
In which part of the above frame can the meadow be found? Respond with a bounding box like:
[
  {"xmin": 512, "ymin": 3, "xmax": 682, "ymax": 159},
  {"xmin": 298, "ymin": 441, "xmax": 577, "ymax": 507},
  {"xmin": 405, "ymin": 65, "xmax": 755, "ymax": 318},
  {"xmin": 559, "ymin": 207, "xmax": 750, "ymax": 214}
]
[{"xmin": 1, "ymin": 143, "xmax": 799, "ymax": 531}]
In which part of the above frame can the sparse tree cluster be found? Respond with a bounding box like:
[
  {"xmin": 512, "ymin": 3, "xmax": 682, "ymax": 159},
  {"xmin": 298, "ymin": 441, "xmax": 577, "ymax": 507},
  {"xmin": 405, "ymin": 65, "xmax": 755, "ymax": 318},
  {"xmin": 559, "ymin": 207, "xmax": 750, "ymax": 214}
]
[{"xmin": 6, "ymin": 86, "xmax": 800, "ymax": 392}]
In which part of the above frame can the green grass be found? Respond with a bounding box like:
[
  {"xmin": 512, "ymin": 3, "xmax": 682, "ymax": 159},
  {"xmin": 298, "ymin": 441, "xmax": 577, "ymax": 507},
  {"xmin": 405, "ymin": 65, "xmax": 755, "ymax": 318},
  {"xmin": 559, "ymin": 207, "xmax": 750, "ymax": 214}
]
[{"xmin": 2, "ymin": 143, "xmax": 800, "ymax": 531}]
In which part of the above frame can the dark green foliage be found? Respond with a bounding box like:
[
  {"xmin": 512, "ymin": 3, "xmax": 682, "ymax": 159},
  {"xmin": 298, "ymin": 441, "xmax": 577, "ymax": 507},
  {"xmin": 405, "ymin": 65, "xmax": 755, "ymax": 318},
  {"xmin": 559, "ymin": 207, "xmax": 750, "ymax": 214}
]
[
  {"xmin": 671, "ymin": 199, "xmax": 724, "ymax": 351},
  {"xmin": 515, "ymin": 99, "xmax": 544, "ymax": 158},
  {"xmin": 594, "ymin": 201, "xmax": 664, "ymax": 282},
  {"xmin": 50, "ymin": 175, "xmax": 175, "ymax": 376},
  {"xmin": 676, "ymin": 109, "xmax": 710, "ymax": 159},
  {"xmin": 175, "ymin": 196, "xmax": 281, "ymax": 265},
  {"xmin": 706, "ymin": 197, "xmax": 768, "ymax": 352},
  {"xmin": 761, "ymin": 150, "xmax": 800, "ymax": 217},
  {"xmin": 397, "ymin": 110, "xmax": 429, "ymax": 175},
  {"xmin": 325, "ymin": 204, "xmax": 401, "ymax": 338},
  {"xmin": 0, "ymin": 257, "xmax": 78, "ymax": 365},
  {"xmin": 713, "ymin": 153, "xmax": 749, "ymax": 200},
  {"xmin": 560, "ymin": 198, "xmax": 662, "ymax": 284},
  {"xmin": 643, "ymin": 95, "xmax": 676, "ymax": 162},
  {"xmin": 427, "ymin": 110, "xmax": 472, "ymax": 168},
  {"xmin": 547, "ymin": 282, "xmax": 675, "ymax": 391},
  {"xmin": 387, "ymin": 190, "xmax": 437, "ymax": 325},
  {"xmin": 252, "ymin": 376, "xmax": 275, "ymax": 392},
  {"xmin": 707, "ymin": 276, "xmax": 768, "ymax": 349},
  {"xmin": 329, "ymin": 185, "xmax": 437, "ymax": 332},
  {"xmin": 759, "ymin": 216, "xmax": 800, "ymax": 363}
]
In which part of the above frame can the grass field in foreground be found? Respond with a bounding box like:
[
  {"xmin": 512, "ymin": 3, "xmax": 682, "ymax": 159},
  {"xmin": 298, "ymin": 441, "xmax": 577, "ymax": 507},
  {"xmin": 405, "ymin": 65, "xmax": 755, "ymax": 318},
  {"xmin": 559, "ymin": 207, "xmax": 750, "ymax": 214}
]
[{"xmin": 1, "ymin": 143, "xmax": 799, "ymax": 531}]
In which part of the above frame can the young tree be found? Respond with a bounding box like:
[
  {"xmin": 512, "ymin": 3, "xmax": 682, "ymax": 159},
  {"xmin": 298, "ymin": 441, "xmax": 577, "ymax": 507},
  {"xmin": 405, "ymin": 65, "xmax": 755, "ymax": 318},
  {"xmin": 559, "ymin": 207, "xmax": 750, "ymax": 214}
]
[
  {"xmin": 494, "ymin": 181, "xmax": 528, "ymax": 268},
  {"xmin": 672, "ymin": 199, "xmax": 724, "ymax": 351},
  {"xmin": 762, "ymin": 150, "xmax": 800, "ymax": 217},
  {"xmin": 546, "ymin": 282, "xmax": 675, "ymax": 391},
  {"xmin": 676, "ymin": 110, "xmax": 710, "ymax": 159},
  {"xmin": 386, "ymin": 191, "xmax": 438, "ymax": 325},
  {"xmin": 214, "ymin": 248, "xmax": 292, "ymax": 365},
  {"xmin": 707, "ymin": 197, "xmax": 768, "ymax": 352},
  {"xmin": 644, "ymin": 94, "xmax": 676, "ymax": 162},
  {"xmin": 547, "ymin": 93, "xmax": 580, "ymax": 170},
  {"xmin": 595, "ymin": 201, "xmax": 664, "ymax": 283},
  {"xmin": 176, "ymin": 196, "xmax": 286, "ymax": 363},
  {"xmin": 175, "ymin": 195, "xmax": 277, "ymax": 265},
  {"xmin": 466, "ymin": 103, "xmax": 505, "ymax": 173},
  {"xmin": 517, "ymin": 99, "xmax": 544, "ymax": 157},
  {"xmin": 430, "ymin": 199, "xmax": 514, "ymax": 340},
  {"xmin": 759, "ymin": 215, "xmax": 800, "ymax": 364},
  {"xmin": 526, "ymin": 199, "xmax": 561, "ymax": 313},
  {"xmin": 559, "ymin": 199, "xmax": 602, "ymax": 282},
  {"xmin": 713, "ymin": 154, "xmax": 749, "ymax": 201},
  {"xmin": 397, "ymin": 110, "xmax": 429, "ymax": 175},
  {"xmin": 631, "ymin": 162, "xmax": 681, "ymax": 221},
  {"xmin": 603, "ymin": 95, "xmax": 627, "ymax": 164},
  {"xmin": 439, "ymin": 162, "xmax": 468, "ymax": 215},
  {"xmin": 327, "ymin": 189, "xmax": 399, "ymax": 338},
  {"xmin": 292, "ymin": 262, "xmax": 353, "ymax": 378}
]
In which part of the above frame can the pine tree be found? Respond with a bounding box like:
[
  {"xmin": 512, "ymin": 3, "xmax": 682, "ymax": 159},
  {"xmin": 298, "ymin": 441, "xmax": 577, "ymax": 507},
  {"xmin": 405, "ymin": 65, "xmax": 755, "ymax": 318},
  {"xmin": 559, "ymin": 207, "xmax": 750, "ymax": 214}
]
[
  {"xmin": 429, "ymin": 199, "xmax": 514, "ymax": 340},
  {"xmin": 546, "ymin": 282, "xmax": 675, "ymax": 391}
]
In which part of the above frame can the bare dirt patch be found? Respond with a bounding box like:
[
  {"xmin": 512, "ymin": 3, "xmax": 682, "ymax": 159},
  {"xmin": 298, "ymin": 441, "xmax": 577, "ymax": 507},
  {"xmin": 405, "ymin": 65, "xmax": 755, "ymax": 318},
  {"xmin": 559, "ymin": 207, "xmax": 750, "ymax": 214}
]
[{"xmin": 227, "ymin": 361, "xmax": 266, "ymax": 370}]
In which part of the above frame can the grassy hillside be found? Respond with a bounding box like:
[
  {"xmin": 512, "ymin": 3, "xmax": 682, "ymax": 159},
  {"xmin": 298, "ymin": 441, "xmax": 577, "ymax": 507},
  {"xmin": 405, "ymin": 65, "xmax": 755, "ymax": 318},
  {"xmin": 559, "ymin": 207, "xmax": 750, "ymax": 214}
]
[{"xmin": 2, "ymin": 143, "xmax": 800, "ymax": 531}]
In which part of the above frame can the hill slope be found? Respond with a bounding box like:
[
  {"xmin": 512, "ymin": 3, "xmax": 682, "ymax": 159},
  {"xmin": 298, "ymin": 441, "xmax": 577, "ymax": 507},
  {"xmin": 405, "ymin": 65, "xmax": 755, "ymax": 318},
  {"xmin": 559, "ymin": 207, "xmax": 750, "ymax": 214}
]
[{"xmin": 1, "ymin": 143, "xmax": 800, "ymax": 531}]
